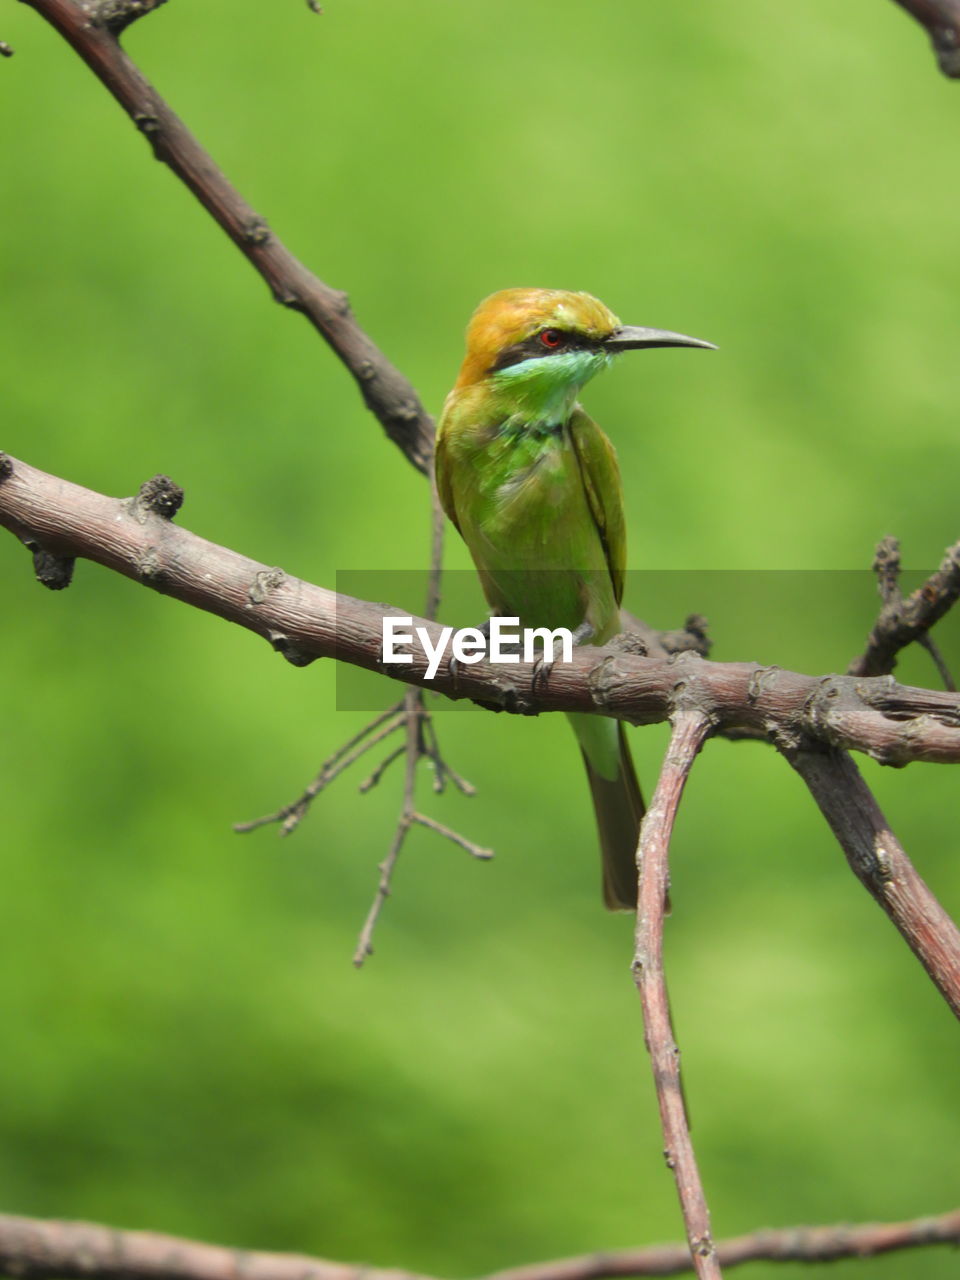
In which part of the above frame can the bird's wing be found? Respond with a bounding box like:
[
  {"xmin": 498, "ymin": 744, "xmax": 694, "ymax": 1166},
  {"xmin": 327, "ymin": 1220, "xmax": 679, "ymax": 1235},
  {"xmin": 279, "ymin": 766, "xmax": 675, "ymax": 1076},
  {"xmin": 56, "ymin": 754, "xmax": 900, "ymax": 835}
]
[
  {"xmin": 568, "ymin": 405, "xmax": 627, "ymax": 606},
  {"xmin": 433, "ymin": 419, "xmax": 462, "ymax": 535}
]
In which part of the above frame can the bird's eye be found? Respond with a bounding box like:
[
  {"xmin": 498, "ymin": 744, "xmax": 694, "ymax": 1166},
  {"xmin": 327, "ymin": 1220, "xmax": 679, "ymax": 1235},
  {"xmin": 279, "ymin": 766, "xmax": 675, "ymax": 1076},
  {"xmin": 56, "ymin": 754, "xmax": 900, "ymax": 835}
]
[{"xmin": 539, "ymin": 329, "xmax": 565, "ymax": 349}]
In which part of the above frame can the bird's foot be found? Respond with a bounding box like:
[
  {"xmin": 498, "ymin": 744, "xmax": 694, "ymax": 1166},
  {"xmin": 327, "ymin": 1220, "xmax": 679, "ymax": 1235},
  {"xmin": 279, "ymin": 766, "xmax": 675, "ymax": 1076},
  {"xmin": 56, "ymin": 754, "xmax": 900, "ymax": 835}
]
[
  {"xmin": 529, "ymin": 618, "xmax": 595, "ymax": 696},
  {"xmin": 570, "ymin": 619, "xmax": 597, "ymax": 647}
]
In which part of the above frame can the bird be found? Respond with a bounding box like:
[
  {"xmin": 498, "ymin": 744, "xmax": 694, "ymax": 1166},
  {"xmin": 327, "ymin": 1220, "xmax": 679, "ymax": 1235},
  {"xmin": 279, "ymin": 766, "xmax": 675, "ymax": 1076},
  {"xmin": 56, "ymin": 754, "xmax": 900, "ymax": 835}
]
[{"xmin": 435, "ymin": 288, "xmax": 714, "ymax": 909}]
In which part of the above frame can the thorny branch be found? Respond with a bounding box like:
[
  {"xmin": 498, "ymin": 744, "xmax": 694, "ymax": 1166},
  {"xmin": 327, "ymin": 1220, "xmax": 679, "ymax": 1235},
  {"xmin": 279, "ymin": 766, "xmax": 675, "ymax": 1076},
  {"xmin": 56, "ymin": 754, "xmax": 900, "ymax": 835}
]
[{"xmin": 0, "ymin": 1208, "xmax": 958, "ymax": 1280}]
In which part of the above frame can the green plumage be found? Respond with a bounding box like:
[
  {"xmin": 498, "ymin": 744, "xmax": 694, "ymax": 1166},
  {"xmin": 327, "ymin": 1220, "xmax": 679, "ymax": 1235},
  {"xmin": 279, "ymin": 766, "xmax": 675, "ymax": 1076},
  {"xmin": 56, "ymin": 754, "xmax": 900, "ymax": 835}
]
[
  {"xmin": 436, "ymin": 292, "xmax": 642, "ymax": 909},
  {"xmin": 436, "ymin": 287, "xmax": 711, "ymax": 908}
]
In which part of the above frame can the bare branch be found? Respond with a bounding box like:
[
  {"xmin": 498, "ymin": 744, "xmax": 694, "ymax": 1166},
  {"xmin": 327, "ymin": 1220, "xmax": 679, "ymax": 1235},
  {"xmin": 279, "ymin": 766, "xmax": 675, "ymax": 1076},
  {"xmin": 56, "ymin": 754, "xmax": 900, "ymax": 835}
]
[
  {"xmin": 890, "ymin": 0, "xmax": 960, "ymax": 77},
  {"xmin": 849, "ymin": 536, "xmax": 960, "ymax": 679},
  {"xmin": 19, "ymin": 0, "xmax": 434, "ymax": 473},
  {"xmin": 234, "ymin": 702, "xmax": 408, "ymax": 836},
  {"xmin": 780, "ymin": 742, "xmax": 960, "ymax": 1019},
  {"xmin": 2, "ymin": 454, "xmax": 959, "ymax": 768},
  {"xmin": 353, "ymin": 687, "xmax": 423, "ymax": 967},
  {"xmin": 358, "ymin": 744, "xmax": 406, "ymax": 792},
  {"xmin": 3, "ymin": 452, "xmax": 959, "ymax": 1002},
  {"xmin": 487, "ymin": 1206, "xmax": 960, "ymax": 1277},
  {"xmin": 349, "ymin": 693, "xmax": 490, "ymax": 967},
  {"xmin": 919, "ymin": 633, "xmax": 957, "ymax": 691},
  {"xmin": 1, "ymin": 1207, "xmax": 958, "ymax": 1280},
  {"xmin": 232, "ymin": 484, "xmax": 481, "ymax": 960},
  {"xmin": 632, "ymin": 712, "xmax": 717, "ymax": 1277},
  {"xmin": 412, "ymin": 812, "xmax": 493, "ymax": 859}
]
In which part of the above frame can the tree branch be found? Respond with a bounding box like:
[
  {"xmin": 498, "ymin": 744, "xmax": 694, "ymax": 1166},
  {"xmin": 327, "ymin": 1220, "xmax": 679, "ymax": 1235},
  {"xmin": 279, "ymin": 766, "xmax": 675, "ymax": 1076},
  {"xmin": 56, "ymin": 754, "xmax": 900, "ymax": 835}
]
[
  {"xmin": 351, "ymin": 686, "xmax": 492, "ymax": 968},
  {"xmin": 632, "ymin": 712, "xmax": 717, "ymax": 1277},
  {"xmin": 2, "ymin": 453, "xmax": 959, "ymax": 766},
  {"xmin": 4, "ymin": 451, "xmax": 959, "ymax": 1009},
  {"xmin": 848, "ymin": 535, "xmax": 960, "ymax": 680},
  {"xmin": 18, "ymin": 0, "xmax": 434, "ymax": 473},
  {"xmin": 1, "ymin": 1208, "xmax": 958, "ymax": 1280},
  {"xmin": 780, "ymin": 742, "xmax": 960, "ymax": 1018},
  {"xmin": 890, "ymin": 0, "xmax": 960, "ymax": 77}
]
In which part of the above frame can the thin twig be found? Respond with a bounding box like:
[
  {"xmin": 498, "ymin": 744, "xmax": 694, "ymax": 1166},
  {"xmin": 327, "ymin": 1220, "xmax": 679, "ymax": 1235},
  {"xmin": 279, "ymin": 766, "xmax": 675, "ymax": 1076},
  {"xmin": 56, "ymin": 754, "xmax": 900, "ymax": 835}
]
[
  {"xmin": 234, "ymin": 704, "xmax": 407, "ymax": 834},
  {"xmin": 850, "ymin": 536, "xmax": 960, "ymax": 680},
  {"xmin": 358, "ymin": 744, "xmax": 406, "ymax": 793},
  {"xmin": 632, "ymin": 711, "xmax": 716, "ymax": 1278},
  {"xmin": 353, "ymin": 687, "xmax": 422, "ymax": 967},
  {"xmin": 351, "ymin": 502, "xmax": 484, "ymax": 962},
  {"xmin": 866, "ymin": 537, "xmax": 957, "ymax": 687},
  {"xmin": 919, "ymin": 634, "xmax": 957, "ymax": 691},
  {"xmin": 421, "ymin": 711, "xmax": 477, "ymax": 795},
  {"xmin": 485, "ymin": 1205, "xmax": 960, "ymax": 1278},
  {"xmin": 412, "ymin": 813, "xmax": 493, "ymax": 859},
  {"xmin": 232, "ymin": 524, "xmax": 482, "ymax": 951},
  {"xmin": 874, "ymin": 535, "xmax": 902, "ymax": 604}
]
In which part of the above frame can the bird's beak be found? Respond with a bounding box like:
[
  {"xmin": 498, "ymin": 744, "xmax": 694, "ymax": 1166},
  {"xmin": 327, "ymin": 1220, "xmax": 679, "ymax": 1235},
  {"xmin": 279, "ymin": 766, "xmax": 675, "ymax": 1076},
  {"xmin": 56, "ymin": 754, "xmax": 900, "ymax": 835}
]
[{"xmin": 605, "ymin": 326, "xmax": 717, "ymax": 352}]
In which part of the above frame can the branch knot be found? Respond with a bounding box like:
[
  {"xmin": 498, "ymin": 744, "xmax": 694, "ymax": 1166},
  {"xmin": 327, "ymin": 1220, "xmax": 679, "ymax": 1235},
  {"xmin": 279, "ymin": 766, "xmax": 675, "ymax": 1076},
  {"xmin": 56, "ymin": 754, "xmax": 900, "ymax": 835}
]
[
  {"xmin": 131, "ymin": 475, "xmax": 184, "ymax": 522},
  {"xmin": 90, "ymin": 0, "xmax": 169, "ymax": 36},
  {"xmin": 247, "ymin": 568, "xmax": 287, "ymax": 607}
]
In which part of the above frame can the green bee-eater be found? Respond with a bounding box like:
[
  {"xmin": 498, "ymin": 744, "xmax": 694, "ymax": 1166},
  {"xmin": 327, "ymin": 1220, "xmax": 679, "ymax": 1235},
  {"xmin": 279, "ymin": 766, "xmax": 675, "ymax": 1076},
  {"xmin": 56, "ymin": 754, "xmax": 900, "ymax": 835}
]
[{"xmin": 435, "ymin": 288, "xmax": 714, "ymax": 909}]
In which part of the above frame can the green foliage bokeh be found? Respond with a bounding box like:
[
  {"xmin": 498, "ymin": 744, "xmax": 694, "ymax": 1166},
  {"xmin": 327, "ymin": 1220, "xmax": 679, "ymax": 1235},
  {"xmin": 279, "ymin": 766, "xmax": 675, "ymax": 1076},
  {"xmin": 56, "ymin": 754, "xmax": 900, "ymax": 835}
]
[{"xmin": 1, "ymin": 2, "xmax": 958, "ymax": 1276}]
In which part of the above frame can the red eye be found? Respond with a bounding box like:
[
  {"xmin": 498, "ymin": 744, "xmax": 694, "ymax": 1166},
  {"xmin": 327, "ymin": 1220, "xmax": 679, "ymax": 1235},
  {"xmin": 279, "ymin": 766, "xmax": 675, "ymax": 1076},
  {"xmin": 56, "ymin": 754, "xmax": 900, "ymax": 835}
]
[{"xmin": 539, "ymin": 328, "xmax": 564, "ymax": 349}]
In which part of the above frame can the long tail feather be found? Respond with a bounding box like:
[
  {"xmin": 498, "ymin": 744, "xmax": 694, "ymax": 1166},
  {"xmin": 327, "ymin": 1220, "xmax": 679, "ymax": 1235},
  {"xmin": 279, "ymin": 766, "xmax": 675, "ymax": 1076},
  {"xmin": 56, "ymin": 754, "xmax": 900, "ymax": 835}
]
[{"xmin": 568, "ymin": 714, "xmax": 645, "ymax": 910}]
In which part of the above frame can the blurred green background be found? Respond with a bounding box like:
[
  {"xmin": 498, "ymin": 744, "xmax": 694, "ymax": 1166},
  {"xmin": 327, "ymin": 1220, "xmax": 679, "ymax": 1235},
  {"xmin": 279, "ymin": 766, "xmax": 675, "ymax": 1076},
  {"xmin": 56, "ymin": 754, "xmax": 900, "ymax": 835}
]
[{"xmin": 1, "ymin": 1, "xmax": 958, "ymax": 1276}]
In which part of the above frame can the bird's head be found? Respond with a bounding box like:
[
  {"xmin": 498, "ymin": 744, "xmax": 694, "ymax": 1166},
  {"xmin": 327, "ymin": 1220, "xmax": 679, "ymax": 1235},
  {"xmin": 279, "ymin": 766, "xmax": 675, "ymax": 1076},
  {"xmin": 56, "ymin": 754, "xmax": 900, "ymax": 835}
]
[{"xmin": 453, "ymin": 287, "xmax": 714, "ymax": 422}]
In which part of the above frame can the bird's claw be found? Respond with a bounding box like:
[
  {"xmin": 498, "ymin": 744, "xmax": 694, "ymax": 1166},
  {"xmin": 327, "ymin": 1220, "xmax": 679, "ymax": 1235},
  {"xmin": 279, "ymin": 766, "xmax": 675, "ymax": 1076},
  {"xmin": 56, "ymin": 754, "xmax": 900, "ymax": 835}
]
[{"xmin": 531, "ymin": 653, "xmax": 554, "ymax": 695}]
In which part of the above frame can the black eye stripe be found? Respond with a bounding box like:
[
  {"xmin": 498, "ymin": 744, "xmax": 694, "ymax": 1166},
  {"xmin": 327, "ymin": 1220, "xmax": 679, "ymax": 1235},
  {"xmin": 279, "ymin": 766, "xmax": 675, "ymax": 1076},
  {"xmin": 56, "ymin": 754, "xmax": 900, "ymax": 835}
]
[{"xmin": 491, "ymin": 331, "xmax": 599, "ymax": 373}]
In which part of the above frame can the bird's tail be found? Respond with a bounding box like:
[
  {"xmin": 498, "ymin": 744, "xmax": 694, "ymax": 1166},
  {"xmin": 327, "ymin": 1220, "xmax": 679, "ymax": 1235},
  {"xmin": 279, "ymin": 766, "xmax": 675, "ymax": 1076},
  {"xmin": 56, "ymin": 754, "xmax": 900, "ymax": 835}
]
[{"xmin": 568, "ymin": 712, "xmax": 645, "ymax": 910}]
